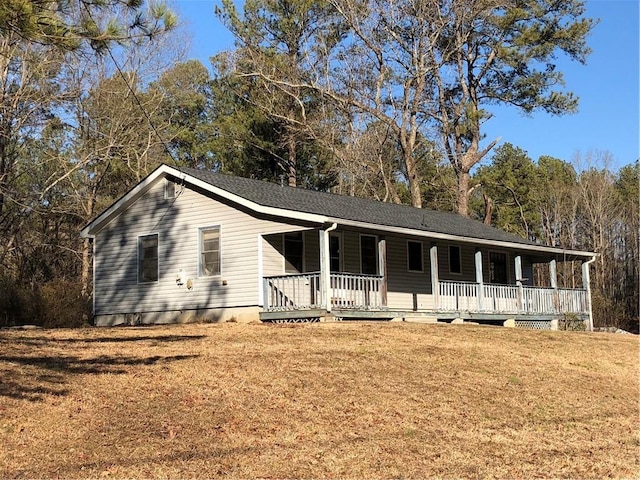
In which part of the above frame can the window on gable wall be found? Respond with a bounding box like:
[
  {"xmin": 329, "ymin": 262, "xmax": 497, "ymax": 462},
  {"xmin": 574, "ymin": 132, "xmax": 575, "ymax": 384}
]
[
  {"xmin": 407, "ymin": 240, "xmax": 423, "ymax": 272},
  {"xmin": 200, "ymin": 226, "xmax": 221, "ymax": 276},
  {"xmin": 138, "ymin": 234, "xmax": 159, "ymax": 283},
  {"xmin": 165, "ymin": 179, "xmax": 176, "ymax": 199}
]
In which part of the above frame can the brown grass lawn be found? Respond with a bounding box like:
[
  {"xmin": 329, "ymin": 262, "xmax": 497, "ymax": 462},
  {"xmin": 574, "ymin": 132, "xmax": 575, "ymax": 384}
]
[{"xmin": 0, "ymin": 322, "xmax": 638, "ymax": 479}]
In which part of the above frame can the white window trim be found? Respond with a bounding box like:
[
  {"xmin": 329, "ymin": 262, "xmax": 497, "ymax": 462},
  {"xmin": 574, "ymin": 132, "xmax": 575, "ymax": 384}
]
[
  {"xmin": 164, "ymin": 178, "xmax": 176, "ymax": 199},
  {"xmin": 329, "ymin": 231, "xmax": 343, "ymax": 272},
  {"xmin": 448, "ymin": 244, "xmax": 463, "ymax": 275},
  {"xmin": 198, "ymin": 225, "xmax": 222, "ymax": 278},
  {"xmin": 137, "ymin": 232, "xmax": 159, "ymax": 284},
  {"xmin": 283, "ymin": 231, "xmax": 305, "ymax": 274},
  {"xmin": 359, "ymin": 234, "xmax": 378, "ymax": 275},
  {"xmin": 407, "ymin": 239, "xmax": 424, "ymax": 273}
]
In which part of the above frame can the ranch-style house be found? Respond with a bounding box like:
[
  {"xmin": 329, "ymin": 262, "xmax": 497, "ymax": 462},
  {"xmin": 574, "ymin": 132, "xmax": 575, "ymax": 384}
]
[{"xmin": 81, "ymin": 164, "xmax": 596, "ymax": 329}]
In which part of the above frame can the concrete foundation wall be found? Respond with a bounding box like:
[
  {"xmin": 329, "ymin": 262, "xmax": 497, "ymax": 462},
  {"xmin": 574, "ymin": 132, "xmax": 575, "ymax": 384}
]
[{"xmin": 94, "ymin": 306, "xmax": 261, "ymax": 327}]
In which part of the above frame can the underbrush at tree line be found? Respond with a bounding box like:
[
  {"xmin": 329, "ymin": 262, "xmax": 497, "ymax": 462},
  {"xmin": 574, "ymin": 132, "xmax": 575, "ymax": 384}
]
[{"xmin": 0, "ymin": 277, "xmax": 91, "ymax": 328}]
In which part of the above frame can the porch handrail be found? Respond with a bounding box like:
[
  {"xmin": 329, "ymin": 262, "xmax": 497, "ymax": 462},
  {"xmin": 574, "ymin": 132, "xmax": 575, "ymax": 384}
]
[
  {"xmin": 438, "ymin": 280, "xmax": 588, "ymax": 315},
  {"xmin": 330, "ymin": 272, "xmax": 384, "ymax": 310},
  {"xmin": 263, "ymin": 272, "xmax": 322, "ymax": 311},
  {"xmin": 263, "ymin": 272, "xmax": 384, "ymax": 311}
]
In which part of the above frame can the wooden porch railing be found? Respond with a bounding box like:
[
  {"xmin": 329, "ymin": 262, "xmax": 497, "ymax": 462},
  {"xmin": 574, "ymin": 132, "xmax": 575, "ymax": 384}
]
[
  {"xmin": 438, "ymin": 280, "xmax": 588, "ymax": 315},
  {"xmin": 263, "ymin": 272, "xmax": 322, "ymax": 311},
  {"xmin": 263, "ymin": 272, "xmax": 384, "ymax": 312},
  {"xmin": 330, "ymin": 272, "xmax": 384, "ymax": 309}
]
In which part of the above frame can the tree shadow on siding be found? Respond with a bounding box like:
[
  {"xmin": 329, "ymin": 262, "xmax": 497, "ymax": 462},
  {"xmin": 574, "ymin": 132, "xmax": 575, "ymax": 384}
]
[{"xmin": 95, "ymin": 175, "xmax": 228, "ymax": 325}]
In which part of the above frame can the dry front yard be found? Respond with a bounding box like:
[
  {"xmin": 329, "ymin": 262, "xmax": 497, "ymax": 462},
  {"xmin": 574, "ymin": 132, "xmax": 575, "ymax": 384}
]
[{"xmin": 0, "ymin": 322, "xmax": 638, "ymax": 478}]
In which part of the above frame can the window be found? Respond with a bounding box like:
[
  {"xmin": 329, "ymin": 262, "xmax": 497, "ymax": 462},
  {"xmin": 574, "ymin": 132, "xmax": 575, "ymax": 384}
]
[
  {"xmin": 200, "ymin": 226, "xmax": 221, "ymax": 276},
  {"xmin": 284, "ymin": 232, "xmax": 304, "ymax": 273},
  {"xmin": 360, "ymin": 235, "xmax": 378, "ymax": 275},
  {"xmin": 165, "ymin": 179, "xmax": 176, "ymax": 199},
  {"xmin": 489, "ymin": 252, "xmax": 508, "ymax": 284},
  {"xmin": 449, "ymin": 245, "xmax": 462, "ymax": 274},
  {"xmin": 138, "ymin": 234, "xmax": 158, "ymax": 283},
  {"xmin": 329, "ymin": 233, "xmax": 341, "ymax": 272},
  {"xmin": 407, "ymin": 240, "xmax": 423, "ymax": 272}
]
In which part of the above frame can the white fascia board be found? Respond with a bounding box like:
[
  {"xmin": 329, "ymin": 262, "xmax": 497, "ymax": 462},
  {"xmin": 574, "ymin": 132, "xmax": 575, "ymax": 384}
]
[
  {"xmin": 80, "ymin": 164, "xmax": 169, "ymax": 238},
  {"xmin": 161, "ymin": 166, "xmax": 328, "ymax": 225},
  {"xmin": 330, "ymin": 218, "xmax": 596, "ymax": 259},
  {"xmin": 81, "ymin": 165, "xmax": 327, "ymax": 238}
]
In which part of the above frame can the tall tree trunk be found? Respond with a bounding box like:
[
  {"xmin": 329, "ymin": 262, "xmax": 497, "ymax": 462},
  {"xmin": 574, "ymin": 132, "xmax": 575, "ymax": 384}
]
[
  {"xmin": 81, "ymin": 237, "xmax": 92, "ymax": 298},
  {"xmin": 457, "ymin": 170, "xmax": 471, "ymax": 216},
  {"xmin": 483, "ymin": 193, "xmax": 493, "ymax": 225},
  {"xmin": 286, "ymin": 134, "xmax": 297, "ymax": 187},
  {"xmin": 81, "ymin": 194, "xmax": 96, "ymax": 298},
  {"xmin": 403, "ymin": 151, "xmax": 422, "ymax": 208}
]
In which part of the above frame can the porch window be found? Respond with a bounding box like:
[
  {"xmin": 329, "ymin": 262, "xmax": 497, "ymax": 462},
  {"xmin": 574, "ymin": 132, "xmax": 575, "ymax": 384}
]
[
  {"xmin": 284, "ymin": 232, "xmax": 304, "ymax": 273},
  {"xmin": 490, "ymin": 252, "xmax": 508, "ymax": 284},
  {"xmin": 138, "ymin": 234, "xmax": 158, "ymax": 283},
  {"xmin": 360, "ymin": 235, "xmax": 378, "ymax": 275},
  {"xmin": 200, "ymin": 226, "xmax": 221, "ymax": 276},
  {"xmin": 329, "ymin": 233, "xmax": 341, "ymax": 272},
  {"xmin": 407, "ymin": 240, "xmax": 423, "ymax": 272},
  {"xmin": 449, "ymin": 245, "xmax": 462, "ymax": 274}
]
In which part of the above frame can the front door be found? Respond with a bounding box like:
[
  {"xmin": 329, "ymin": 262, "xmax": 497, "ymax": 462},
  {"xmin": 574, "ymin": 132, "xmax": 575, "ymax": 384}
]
[{"xmin": 489, "ymin": 252, "xmax": 508, "ymax": 284}]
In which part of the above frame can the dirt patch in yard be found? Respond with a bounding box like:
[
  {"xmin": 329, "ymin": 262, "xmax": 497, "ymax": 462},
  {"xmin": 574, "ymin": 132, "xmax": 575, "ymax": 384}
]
[{"xmin": 0, "ymin": 322, "xmax": 638, "ymax": 478}]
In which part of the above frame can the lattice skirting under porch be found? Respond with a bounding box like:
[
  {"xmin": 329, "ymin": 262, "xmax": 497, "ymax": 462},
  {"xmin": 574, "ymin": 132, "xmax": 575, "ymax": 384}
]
[{"xmin": 514, "ymin": 320, "xmax": 553, "ymax": 330}]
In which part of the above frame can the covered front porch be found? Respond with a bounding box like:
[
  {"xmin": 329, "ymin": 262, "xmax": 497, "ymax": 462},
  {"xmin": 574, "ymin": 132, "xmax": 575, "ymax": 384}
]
[
  {"xmin": 259, "ymin": 227, "xmax": 594, "ymax": 328},
  {"xmin": 262, "ymin": 273, "xmax": 589, "ymax": 319}
]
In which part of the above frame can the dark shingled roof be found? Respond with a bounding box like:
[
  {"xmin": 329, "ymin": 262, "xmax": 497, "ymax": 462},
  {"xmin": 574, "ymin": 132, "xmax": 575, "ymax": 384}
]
[{"xmin": 181, "ymin": 167, "xmax": 537, "ymax": 247}]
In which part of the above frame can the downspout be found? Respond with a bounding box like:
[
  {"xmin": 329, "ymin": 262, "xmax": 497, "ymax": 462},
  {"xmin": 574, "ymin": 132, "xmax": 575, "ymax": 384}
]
[
  {"xmin": 582, "ymin": 255, "xmax": 597, "ymax": 332},
  {"xmin": 322, "ymin": 223, "xmax": 338, "ymax": 313}
]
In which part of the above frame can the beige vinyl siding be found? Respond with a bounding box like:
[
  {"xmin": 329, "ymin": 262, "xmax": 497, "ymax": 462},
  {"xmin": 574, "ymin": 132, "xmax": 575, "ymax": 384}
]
[
  {"xmin": 93, "ymin": 177, "xmax": 307, "ymax": 315},
  {"xmin": 341, "ymin": 230, "xmax": 366, "ymax": 273},
  {"xmin": 385, "ymin": 236, "xmax": 432, "ymax": 310},
  {"xmin": 262, "ymin": 234, "xmax": 283, "ymax": 278},
  {"xmin": 262, "ymin": 228, "xmax": 317, "ymax": 277},
  {"xmin": 438, "ymin": 242, "xmax": 476, "ymax": 282}
]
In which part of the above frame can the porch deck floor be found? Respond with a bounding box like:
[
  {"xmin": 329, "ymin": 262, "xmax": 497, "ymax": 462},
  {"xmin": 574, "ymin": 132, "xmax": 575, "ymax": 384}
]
[{"xmin": 259, "ymin": 308, "xmax": 581, "ymax": 323}]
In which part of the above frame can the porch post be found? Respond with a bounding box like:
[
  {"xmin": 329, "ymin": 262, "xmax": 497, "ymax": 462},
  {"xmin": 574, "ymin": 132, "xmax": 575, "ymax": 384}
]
[
  {"xmin": 549, "ymin": 259, "xmax": 558, "ymax": 289},
  {"xmin": 582, "ymin": 258, "xmax": 595, "ymax": 332},
  {"xmin": 378, "ymin": 237, "xmax": 388, "ymax": 307},
  {"xmin": 475, "ymin": 250, "xmax": 484, "ymax": 311},
  {"xmin": 430, "ymin": 244, "xmax": 439, "ymax": 309},
  {"xmin": 549, "ymin": 258, "xmax": 559, "ymax": 314},
  {"xmin": 319, "ymin": 228, "xmax": 332, "ymax": 313},
  {"xmin": 515, "ymin": 255, "xmax": 524, "ymax": 312}
]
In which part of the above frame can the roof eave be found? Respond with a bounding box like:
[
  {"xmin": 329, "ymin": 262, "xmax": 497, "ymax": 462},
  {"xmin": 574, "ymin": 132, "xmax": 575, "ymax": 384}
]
[
  {"xmin": 80, "ymin": 165, "xmax": 328, "ymax": 238},
  {"xmin": 329, "ymin": 218, "xmax": 596, "ymax": 259},
  {"xmin": 167, "ymin": 166, "xmax": 328, "ymax": 225},
  {"xmin": 80, "ymin": 164, "xmax": 169, "ymax": 238},
  {"xmin": 81, "ymin": 165, "xmax": 596, "ymax": 260}
]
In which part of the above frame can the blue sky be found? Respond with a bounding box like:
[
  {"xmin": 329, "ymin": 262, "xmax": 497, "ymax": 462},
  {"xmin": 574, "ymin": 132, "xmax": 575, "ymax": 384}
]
[{"xmin": 173, "ymin": 0, "xmax": 639, "ymax": 171}]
